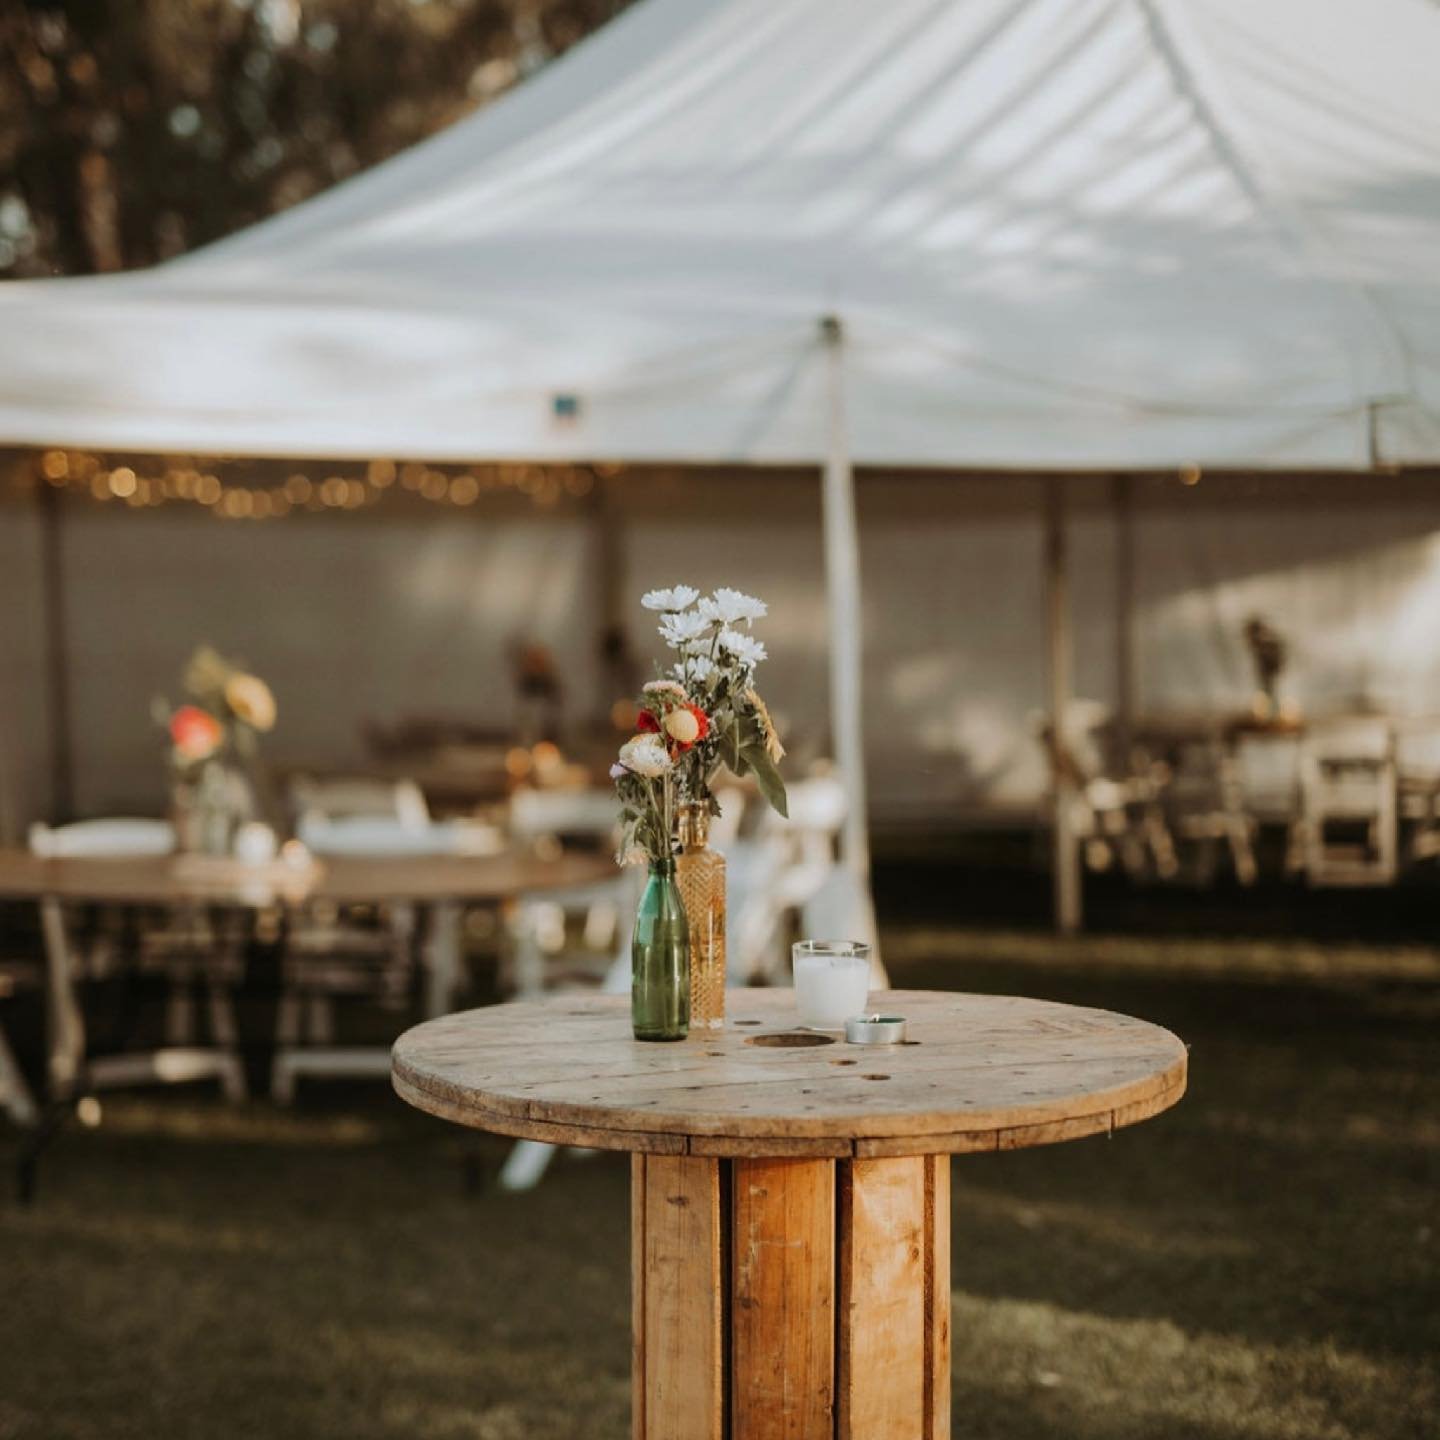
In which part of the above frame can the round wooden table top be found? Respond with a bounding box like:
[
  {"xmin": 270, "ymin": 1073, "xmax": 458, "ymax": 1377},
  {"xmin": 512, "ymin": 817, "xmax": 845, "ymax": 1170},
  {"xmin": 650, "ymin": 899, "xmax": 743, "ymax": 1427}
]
[
  {"xmin": 0, "ymin": 849, "xmax": 615, "ymax": 907},
  {"xmin": 392, "ymin": 988, "xmax": 1187, "ymax": 1159}
]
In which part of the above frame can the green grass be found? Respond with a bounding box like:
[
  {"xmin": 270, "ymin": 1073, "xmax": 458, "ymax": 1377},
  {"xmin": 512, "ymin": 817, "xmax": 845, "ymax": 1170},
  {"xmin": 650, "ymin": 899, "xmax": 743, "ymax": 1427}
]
[{"xmin": 1, "ymin": 930, "xmax": 1436, "ymax": 1439}]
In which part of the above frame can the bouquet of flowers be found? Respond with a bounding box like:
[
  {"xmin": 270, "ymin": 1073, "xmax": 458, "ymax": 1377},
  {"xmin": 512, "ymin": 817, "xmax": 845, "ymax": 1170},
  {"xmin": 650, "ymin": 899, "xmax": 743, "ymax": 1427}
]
[
  {"xmin": 156, "ymin": 644, "xmax": 277, "ymax": 769},
  {"xmin": 612, "ymin": 586, "xmax": 786, "ymax": 863}
]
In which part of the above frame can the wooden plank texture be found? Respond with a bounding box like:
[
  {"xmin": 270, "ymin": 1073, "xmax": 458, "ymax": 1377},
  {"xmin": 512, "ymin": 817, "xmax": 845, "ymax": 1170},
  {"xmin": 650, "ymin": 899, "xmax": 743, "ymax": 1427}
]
[
  {"xmin": 639, "ymin": 1155, "xmax": 724, "ymax": 1440},
  {"xmin": 393, "ymin": 989, "xmax": 1188, "ymax": 1157},
  {"xmin": 631, "ymin": 1156, "xmax": 646, "ymax": 1440},
  {"xmin": 837, "ymin": 1157, "xmax": 928, "ymax": 1440},
  {"xmin": 731, "ymin": 1159, "xmax": 834, "ymax": 1440},
  {"xmin": 926, "ymin": 1155, "xmax": 951, "ymax": 1440}
]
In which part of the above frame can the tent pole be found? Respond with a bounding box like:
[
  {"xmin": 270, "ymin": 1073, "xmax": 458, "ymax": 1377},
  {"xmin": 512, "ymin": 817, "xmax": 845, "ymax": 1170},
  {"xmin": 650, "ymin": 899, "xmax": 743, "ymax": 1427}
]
[
  {"xmin": 820, "ymin": 315, "xmax": 871, "ymax": 882},
  {"xmin": 38, "ymin": 484, "xmax": 75, "ymax": 823},
  {"xmin": 1045, "ymin": 480, "xmax": 1081, "ymax": 933},
  {"xmin": 1113, "ymin": 473, "xmax": 1136, "ymax": 759}
]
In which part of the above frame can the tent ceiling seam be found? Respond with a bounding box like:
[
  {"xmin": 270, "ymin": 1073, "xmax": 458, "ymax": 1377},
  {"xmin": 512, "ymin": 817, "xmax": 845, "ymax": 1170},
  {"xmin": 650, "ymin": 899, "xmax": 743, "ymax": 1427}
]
[{"xmin": 1137, "ymin": 0, "xmax": 1417, "ymax": 456}]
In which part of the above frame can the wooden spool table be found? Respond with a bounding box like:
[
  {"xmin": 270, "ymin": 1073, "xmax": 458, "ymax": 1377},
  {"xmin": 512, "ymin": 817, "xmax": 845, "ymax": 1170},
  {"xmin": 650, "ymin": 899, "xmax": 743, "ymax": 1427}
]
[{"xmin": 392, "ymin": 988, "xmax": 1187, "ymax": 1439}]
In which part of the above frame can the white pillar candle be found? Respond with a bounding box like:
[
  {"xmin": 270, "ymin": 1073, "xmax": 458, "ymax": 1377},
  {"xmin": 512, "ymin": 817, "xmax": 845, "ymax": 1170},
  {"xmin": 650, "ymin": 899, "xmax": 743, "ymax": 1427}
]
[{"xmin": 792, "ymin": 940, "xmax": 872, "ymax": 1031}]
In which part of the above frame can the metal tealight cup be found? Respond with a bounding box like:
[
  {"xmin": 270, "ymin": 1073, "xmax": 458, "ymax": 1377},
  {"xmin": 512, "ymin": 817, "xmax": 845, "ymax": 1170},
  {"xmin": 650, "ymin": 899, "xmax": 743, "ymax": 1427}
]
[{"xmin": 844, "ymin": 1014, "xmax": 907, "ymax": 1045}]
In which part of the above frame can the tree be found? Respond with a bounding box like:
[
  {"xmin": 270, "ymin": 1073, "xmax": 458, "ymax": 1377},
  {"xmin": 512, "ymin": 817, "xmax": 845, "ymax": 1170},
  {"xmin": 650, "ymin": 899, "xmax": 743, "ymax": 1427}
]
[{"xmin": 0, "ymin": 0, "xmax": 629, "ymax": 278}]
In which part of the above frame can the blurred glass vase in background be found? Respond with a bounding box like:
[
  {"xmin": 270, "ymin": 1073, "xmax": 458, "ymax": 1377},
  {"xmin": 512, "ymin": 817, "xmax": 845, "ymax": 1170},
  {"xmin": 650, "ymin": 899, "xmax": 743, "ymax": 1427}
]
[{"xmin": 172, "ymin": 759, "xmax": 253, "ymax": 857}]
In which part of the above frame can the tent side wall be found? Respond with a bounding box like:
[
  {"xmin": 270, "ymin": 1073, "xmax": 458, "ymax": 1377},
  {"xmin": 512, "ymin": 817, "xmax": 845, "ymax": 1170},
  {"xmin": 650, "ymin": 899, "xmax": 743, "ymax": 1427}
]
[{"xmin": 6, "ymin": 468, "xmax": 1440, "ymax": 842}]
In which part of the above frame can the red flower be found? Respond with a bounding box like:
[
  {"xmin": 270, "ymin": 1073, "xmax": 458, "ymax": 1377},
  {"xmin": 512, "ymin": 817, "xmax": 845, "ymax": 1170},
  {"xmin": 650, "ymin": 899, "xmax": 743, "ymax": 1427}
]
[
  {"xmin": 637, "ymin": 709, "xmax": 661, "ymax": 734},
  {"xmin": 170, "ymin": 705, "xmax": 223, "ymax": 762}
]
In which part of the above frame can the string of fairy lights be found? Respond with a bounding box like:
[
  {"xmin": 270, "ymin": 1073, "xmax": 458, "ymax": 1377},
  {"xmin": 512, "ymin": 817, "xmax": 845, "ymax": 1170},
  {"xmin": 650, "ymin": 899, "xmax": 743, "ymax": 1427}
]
[{"xmin": 23, "ymin": 450, "xmax": 613, "ymax": 518}]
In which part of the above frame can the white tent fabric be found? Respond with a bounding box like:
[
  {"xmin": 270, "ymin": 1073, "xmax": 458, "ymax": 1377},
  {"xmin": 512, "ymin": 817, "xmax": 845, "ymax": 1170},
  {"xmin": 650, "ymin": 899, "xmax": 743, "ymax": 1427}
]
[{"xmin": 4, "ymin": 0, "xmax": 1440, "ymax": 467}]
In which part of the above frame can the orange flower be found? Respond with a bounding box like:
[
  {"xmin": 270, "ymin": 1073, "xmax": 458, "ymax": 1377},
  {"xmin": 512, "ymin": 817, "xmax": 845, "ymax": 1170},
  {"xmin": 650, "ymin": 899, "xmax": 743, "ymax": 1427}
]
[
  {"xmin": 663, "ymin": 704, "xmax": 709, "ymax": 751},
  {"xmin": 225, "ymin": 672, "xmax": 276, "ymax": 731}
]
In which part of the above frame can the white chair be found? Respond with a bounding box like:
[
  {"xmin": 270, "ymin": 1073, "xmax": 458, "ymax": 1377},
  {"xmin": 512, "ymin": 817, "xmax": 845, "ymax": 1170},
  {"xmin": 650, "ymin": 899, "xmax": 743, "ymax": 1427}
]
[
  {"xmin": 501, "ymin": 780, "xmax": 882, "ymax": 1195},
  {"xmin": 505, "ymin": 787, "xmax": 625, "ymax": 998},
  {"xmin": 29, "ymin": 818, "xmax": 246, "ymax": 1103},
  {"xmin": 28, "ymin": 818, "xmax": 175, "ymax": 857},
  {"xmin": 295, "ymin": 814, "xmax": 504, "ymax": 856},
  {"xmin": 1297, "ymin": 719, "xmax": 1398, "ymax": 886},
  {"xmin": 273, "ymin": 778, "xmax": 473, "ymax": 1102},
  {"xmin": 495, "ymin": 787, "xmax": 642, "ymax": 1194},
  {"xmin": 0, "ymin": 961, "xmax": 38, "ymax": 1127},
  {"xmin": 291, "ymin": 776, "xmax": 430, "ymax": 829},
  {"xmin": 1395, "ymin": 722, "xmax": 1440, "ymax": 862},
  {"xmin": 728, "ymin": 775, "xmax": 886, "ymax": 987}
]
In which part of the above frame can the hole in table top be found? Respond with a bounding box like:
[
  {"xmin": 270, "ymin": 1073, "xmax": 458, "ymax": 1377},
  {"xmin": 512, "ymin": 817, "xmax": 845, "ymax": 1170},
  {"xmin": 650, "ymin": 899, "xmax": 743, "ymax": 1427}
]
[
  {"xmin": 863, "ymin": 1073, "xmax": 891, "ymax": 1081},
  {"xmin": 732, "ymin": 1019, "xmax": 762, "ymax": 1027},
  {"xmin": 745, "ymin": 1032, "xmax": 835, "ymax": 1049},
  {"xmin": 830, "ymin": 1059, "xmax": 858, "ymax": 1066}
]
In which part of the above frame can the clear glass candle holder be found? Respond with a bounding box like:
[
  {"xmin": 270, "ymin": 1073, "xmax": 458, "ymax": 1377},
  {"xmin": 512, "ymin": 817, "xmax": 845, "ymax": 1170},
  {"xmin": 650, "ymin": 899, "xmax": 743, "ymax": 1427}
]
[{"xmin": 792, "ymin": 940, "xmax": 872, "ymax": 1031}]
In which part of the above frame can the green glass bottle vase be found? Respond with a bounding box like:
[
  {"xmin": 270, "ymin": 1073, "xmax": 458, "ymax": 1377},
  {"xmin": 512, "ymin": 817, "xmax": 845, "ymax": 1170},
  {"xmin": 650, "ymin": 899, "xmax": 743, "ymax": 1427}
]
[{"xmin": 632, "ymin": 858, "xmax": 690, "ymax": 1041}]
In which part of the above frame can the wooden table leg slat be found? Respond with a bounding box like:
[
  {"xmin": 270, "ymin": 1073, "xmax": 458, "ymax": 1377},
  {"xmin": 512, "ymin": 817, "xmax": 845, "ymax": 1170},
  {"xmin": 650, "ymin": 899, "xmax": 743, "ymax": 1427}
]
[
  {"xmin": 731, "ymin": 1158, "xmax": 835, "ymax": 1440},
  {"xmin": 631, "ymin": 1155, "xmax": 646, "ymax": 1440},
  {"xmin": 638, "ymin": 1154, "xmax": 725, "ymax": 1440},
  {"xmin": 837, "ymin": 1156, "xmax": 931, "ymax": 1440},
  {"xmin": 926, "ymin": 1155, "xmax": 951, "ymax": 1439}
]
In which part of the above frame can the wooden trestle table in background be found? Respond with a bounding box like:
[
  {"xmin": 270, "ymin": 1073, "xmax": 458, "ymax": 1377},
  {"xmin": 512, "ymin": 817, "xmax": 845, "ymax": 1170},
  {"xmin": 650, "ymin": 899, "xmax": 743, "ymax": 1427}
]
[{"xmin": 392, "ymin": 987, "xmax": 1187, "ymax": 1439}]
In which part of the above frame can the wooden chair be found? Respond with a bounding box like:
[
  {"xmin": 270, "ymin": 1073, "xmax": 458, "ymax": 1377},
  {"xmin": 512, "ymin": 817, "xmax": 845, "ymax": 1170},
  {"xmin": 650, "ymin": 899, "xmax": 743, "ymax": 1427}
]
[
  {"xmin": 1154, "ymin": 735, "xmax": 1258, "ymax": 886},
  {"xmin": 1047, "ymin": 704, "xmax": 1179, "ymax": 883}
]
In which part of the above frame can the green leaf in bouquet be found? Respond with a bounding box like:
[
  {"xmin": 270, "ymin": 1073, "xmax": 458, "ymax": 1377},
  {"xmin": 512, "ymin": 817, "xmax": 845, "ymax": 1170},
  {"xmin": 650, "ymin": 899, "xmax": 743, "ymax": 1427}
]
[
  {"xmin": 740, "ymin": 742, "xmax": 788, "ymax": 818},
  {"xmin": 718, "ymin": 720, "xmax": 743, "ymax": 774}
]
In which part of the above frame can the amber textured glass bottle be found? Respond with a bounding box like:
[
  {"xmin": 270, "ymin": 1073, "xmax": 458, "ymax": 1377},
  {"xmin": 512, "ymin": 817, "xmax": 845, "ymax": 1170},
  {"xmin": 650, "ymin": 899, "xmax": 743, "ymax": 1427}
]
[{"xmin": 676, "ymin": 802, "xmax": 726, "ymax": 1028}]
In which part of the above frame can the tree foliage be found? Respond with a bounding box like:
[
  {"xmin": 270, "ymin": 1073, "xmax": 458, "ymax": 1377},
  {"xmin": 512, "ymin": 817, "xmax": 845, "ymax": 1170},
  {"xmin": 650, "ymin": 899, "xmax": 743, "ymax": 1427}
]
[{"xmin": 0, "ymin": 0, "xmax": 628, "ymax": 278}]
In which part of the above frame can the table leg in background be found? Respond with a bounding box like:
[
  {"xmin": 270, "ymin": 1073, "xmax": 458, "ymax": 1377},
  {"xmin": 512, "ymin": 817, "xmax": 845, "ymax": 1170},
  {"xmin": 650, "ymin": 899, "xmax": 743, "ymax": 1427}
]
[
  {"xmin": 423, "ymin": 901, "xmax": 461, "ymax": 1019},
  {"xmin": 40, "ymin": 898, "xmax": 84, "ymax": 1098},
  {"xmin": 0, "ymin": 1017, "xmax": 37, "ymax": 1126},
  {"xmin": 631, "ymin": 1151, "xmax": 951, "ymax": 1440}
]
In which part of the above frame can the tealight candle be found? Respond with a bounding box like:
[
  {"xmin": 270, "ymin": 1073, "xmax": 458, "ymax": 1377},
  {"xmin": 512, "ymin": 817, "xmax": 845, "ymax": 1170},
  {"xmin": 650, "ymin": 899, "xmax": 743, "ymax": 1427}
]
[
  {"xmin": 792, "ymin": 940, "xmax": 872, "ymax": 1031},
  {"xmin": 845, "ymin": 1014, "xmax": 908, "ymax": 1045}
]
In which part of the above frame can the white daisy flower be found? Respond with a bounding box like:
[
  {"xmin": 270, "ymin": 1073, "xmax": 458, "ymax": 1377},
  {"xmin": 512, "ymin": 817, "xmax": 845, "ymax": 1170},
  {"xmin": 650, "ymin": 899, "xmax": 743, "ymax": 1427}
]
[
  {"xmin": 700, "ymin": 588, "xmax": 768, "ymax": 625},
  {"xmin": 659, "ymin": 610, "xmax": 712, "ymax": 648},
  {"xmin": 673, "ymin": 656, "xmax": 715, "ymax": 684},
  {"xmin": 618, "ymin": 734, "xmax": 672, "ymax": 778},
  {"xmin": 641, "ymin": 585, "xmax": 700, "ymax": 613},
  {"xmin": 718, "ymin": 627, "xmax": 767, "ymax": 667}
]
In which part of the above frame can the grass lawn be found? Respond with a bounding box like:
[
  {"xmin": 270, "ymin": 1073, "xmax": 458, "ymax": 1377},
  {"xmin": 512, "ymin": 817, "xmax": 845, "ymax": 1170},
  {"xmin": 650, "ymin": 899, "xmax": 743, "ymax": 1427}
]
[{"xmin": 1, "ymin": 928, "xmax": 1436, "ymax": 1439}]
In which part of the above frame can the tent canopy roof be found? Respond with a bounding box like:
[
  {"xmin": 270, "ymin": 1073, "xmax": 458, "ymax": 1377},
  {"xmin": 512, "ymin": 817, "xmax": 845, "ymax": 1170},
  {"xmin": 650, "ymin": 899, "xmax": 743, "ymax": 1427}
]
[{"xmin": 5, "ymin": 0, "xmax": 1440, "ymax": 468}]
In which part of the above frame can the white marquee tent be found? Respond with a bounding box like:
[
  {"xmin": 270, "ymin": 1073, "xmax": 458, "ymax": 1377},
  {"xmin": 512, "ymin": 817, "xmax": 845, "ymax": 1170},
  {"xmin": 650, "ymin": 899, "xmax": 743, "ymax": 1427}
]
[{"xmin": 4, "ymin": 0, "xmax": 1440, "ymax": 926}]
